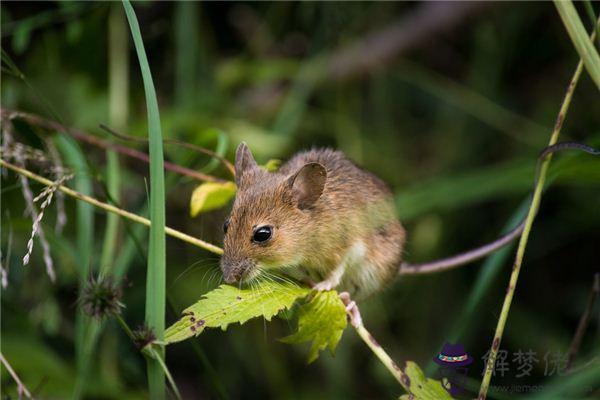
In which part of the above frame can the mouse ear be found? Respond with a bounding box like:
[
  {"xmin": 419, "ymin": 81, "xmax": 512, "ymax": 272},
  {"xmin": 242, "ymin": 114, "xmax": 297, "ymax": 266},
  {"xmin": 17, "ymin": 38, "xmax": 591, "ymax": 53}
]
[
  {"xmin": 287, "ymin": 162, "xmax": 327, "ymax": 209},
  {"xmin": 235, "ymin": 142, "xmax": 257, "ymax": 186}
]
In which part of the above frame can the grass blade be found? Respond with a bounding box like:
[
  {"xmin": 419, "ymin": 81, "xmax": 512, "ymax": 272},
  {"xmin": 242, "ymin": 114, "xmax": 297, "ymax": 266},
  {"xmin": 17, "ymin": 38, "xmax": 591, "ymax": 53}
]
[
  {"xmin": 122, "ymin": 1, "xmax": 167, "ymax": 398},
  {"xmin": 100, "ymin": 4, "xmax": 128, "ymax": 275},
  {"xmin": 555, "ymin": 1, "xmax": 600, "ymax": 90},
  {"xmin": 54, "ymin": 135, "xmax": 94, "ymax": 400},
  {"xmin": 72, "ymin": 6, "xmax": 130, "ymax": 399}
]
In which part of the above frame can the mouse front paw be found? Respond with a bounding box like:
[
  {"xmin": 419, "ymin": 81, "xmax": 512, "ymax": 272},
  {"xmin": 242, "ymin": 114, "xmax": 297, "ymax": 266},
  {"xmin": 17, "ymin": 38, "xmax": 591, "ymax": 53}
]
[{"xmin": 312, "ymin": 280, "xmax": 335, "ymax": 291}]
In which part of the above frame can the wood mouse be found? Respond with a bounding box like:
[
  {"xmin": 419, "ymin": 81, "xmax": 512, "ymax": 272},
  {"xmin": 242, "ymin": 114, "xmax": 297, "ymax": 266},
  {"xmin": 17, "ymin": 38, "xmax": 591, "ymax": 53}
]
[
  {"xmin": 221, "ymin": 143, "xmax": 406, "ymax": 298},
  {"xmin": 220, "ymin": 141, "xmax": 600, "ymax": 298}
]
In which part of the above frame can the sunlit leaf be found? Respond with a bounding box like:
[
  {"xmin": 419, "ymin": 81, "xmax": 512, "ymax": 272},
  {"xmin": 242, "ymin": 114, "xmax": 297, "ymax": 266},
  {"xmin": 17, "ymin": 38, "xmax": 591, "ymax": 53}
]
[
  {"xmin": 261, "ymin": 159, "xmax": 282, "ymax": 172},
  {"xmin": 280, "ymin": 290, "xmax": 347, "ymax": 363},
  {"xmin": 398, "ymin": 361, "xmax": 453, "ymax": 400},
  {"xmin": 165, "ymin": 281, "xmax": 311, "ymax": 344},
  {"xmin": 189, "ymin": 181, "xmax": 237, "ymax": 217}
]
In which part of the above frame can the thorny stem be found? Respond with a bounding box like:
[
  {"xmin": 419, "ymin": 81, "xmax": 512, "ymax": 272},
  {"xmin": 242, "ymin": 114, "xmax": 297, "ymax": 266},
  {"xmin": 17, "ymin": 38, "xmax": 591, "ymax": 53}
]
[
  {"xmin": 477, "ymin": 26, "xmax": 594, "ymax": 399},
  {"xmin": 0, "ymin": 352, "xmax": 34, "ymax": 399},
  {"xmin": 0, "ymin": 108, "xmax": 224, "ymax": 183},
  {"xmin": 0, "ymin": 158, "xmax": 224, "ymax": 255}
]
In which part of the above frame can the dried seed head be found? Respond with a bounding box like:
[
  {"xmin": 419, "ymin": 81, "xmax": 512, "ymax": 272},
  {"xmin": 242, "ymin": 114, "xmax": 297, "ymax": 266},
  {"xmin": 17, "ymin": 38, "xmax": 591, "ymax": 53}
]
[
  {"xmin": 133, "ymin": 325, "xmax": 156, "ymax": 350},
  {"xmin": 79, "ymin": 275, "xmax": 124, "ymax": 319}
]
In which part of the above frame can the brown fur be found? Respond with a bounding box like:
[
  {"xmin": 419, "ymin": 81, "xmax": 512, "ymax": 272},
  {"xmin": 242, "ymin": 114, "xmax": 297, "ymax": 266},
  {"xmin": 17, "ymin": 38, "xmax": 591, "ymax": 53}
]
[{"xmin": 221, "ymin": 143, "xmax": 405, "ymax": 298}]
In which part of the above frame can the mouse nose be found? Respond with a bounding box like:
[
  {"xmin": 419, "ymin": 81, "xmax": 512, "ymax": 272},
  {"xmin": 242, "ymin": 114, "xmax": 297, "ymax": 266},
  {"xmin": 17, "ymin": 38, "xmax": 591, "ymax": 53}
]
[
  {"xmin": 221, "ymin": 258, "xmax": 253, "ymax": 284},
  {"xmin": 223, "ymin": 268, "xmax": 241, "ymax": 284}
]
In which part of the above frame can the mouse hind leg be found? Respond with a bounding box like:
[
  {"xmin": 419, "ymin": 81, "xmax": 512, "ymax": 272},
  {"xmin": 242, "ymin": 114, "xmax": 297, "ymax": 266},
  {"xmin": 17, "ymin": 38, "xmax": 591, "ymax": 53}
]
[{"xmin": 343, "ymin": 222, "xmax": 405, "ymax": 298}]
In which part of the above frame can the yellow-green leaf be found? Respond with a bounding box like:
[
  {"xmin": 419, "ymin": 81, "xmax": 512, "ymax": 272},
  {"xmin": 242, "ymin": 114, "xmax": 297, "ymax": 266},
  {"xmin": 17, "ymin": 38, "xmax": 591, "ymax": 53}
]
[
  {"xmin": 261, "ymin": 159, "xmax": 282, "ymax": 172},
  {"xmin": 189, "ymin": 181, "xmax": 236, "ymax": 217},
  {"xmin": 398, "ymin": 361, "xmax": 454, "ymax": 400},
  {"xmin": 165, "ymin": 281, "xmax": 311, "ymax": 344},
  {"xmin": 280, "ymin": 290, "xmax": 347, "ymax": 363}
]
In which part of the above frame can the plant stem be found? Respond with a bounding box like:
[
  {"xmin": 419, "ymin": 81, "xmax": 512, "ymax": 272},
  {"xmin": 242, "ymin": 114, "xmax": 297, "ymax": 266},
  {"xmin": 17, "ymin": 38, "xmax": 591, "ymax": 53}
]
[
  {"xmin": 0, "ymin": 352, "xmax": 34, "ymax": 399},
  {"xmin": 566, "ymin": 273, "xmax": 600, "ymax": 371},
  {"xmin": 340, "ymin": 294, "xmax": 411, "ymax": 392},
  {"xmin": 114, "ymin": 314, "xmax": 136, "ymax": 342},
  {"xmin": 477, "ymin": 44, "xmax": 588, "ymax": 400},
  {"xmin": 0, "ymin": 159, "xmax": 223, "ymax": 255},
  {"xmin": 354, "ymin": 323, "xmax": 411, "ymax": 392},
  {"xmin": 148, "ymin": 347, "xmax": 183, "ymax": 400},
  {"xmin": 114, "ymin": 314, "xmax": 182, "ymax": 400}
]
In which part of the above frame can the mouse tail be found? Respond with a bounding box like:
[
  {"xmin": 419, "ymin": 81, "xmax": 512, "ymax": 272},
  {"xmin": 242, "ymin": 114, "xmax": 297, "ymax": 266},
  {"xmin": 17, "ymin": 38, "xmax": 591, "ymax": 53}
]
[
  {"xmin": 398, "ymin": 141, "xmax": 599, "ymax": 276},
  {"xmin": 399, "ymin": 218, "xmax": 525, "ymax": 275}
]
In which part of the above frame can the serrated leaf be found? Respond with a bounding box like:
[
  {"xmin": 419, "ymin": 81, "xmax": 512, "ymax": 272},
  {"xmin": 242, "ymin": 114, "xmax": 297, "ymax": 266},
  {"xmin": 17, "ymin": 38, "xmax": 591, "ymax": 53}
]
[
  {"xmin": 398, "ymin": 361, "xmax": 454, "ymax": 400},
  {"xmin": 189, "ymin": 181, "xmax": 236, "ymax": 217},
  {"xmin": 280, "ymin": 290, "xmax": 347, "ymax": 363},
  {"xmin": 261, "ymin": 159, "xmax": 282, "ymax": 172},
  {"xmin": 165, "ymin": 281, "xmax": 310, "ymax": 344}
]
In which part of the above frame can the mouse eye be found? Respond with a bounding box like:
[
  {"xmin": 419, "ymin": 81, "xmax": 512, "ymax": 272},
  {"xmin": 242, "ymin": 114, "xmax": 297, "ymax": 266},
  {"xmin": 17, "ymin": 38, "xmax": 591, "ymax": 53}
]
[
  {"xmin": 223, "ymin": 218, "xmax": 230, "ymax": 234},
  {"xmin": 252, "ymin": 226, "xmax": 272, "ymax": 243}
]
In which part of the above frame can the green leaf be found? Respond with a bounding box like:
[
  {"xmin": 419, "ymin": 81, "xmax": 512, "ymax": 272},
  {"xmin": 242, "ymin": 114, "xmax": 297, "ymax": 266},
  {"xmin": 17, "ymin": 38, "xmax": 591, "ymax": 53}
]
[
  {"xmin": 189, "ymin": 181, "xmax": 237, "ymax": 217},
  {"xmin": 261, "ymin": 159, "xmax": 282, "ymax": 172},
  {"xmin": 398, "ymin": 361, "xmax": 453, "ymax": 400},
  {"xmin": 280, "ymin": 290, "xmax": 347, "ymax": 363},
  {"xmin": 165, "ymin": 281, "xmax": 311, "ymax": 344}
]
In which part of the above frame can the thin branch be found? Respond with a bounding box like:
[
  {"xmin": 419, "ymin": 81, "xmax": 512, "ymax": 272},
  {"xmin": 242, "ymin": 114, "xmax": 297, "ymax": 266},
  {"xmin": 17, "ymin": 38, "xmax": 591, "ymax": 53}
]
[
  {"xmin": 339, "ymin": 293, "xmax": 411, "ymax": 393},
  {"xmin": 1, "ymin": 108, "xmax": 224, "ymax": 183},
  {"xmin": 566, "ymin": 273, "xmax": 600, "ymax": 371},
  {"xmin": 99, "ymin": 123, "xmax": 235, "ymax": 177},
  {"xmin": 328, "ymin": 2, "xmax": 486, "ymax": 80},
  {"xmin": 0, "ymin": 352, "xmax": 34, "ymax": 399},
  {"xmin": 477, "ymin": 20, "xmax": 597, "ymax": 399},
  {"xmin": 0, "ymin": 159, "xmax": 223, "ymax": 255}
]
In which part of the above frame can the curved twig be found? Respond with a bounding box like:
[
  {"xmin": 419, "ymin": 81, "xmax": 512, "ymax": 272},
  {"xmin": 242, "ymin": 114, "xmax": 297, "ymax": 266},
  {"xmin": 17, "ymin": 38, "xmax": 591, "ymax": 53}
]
[
  {"xmin": 1, "ymin": 108, "xmax": 225, "ymax": 183},
  {"xmin": 99, "ymin": 123, "xmax": 235, "ymax": 177}
]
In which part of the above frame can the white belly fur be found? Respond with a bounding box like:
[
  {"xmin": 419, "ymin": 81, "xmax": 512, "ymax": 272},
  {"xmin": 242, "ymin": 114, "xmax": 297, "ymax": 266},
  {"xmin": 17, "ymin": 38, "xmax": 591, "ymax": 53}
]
[{"xmin": 339, "ymin": 241, "xmax": 379, "ymax": 296}]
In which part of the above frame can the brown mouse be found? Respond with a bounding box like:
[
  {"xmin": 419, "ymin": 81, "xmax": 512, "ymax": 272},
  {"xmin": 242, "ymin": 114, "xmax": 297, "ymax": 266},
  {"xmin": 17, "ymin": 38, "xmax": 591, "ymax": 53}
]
[
  {"xmin": 221, "ymin": 143, "xmax": 405, "ymax": 298},
  {"xmin": 221, "ymin": 141, "xmax": 600, "ymax": 298}
]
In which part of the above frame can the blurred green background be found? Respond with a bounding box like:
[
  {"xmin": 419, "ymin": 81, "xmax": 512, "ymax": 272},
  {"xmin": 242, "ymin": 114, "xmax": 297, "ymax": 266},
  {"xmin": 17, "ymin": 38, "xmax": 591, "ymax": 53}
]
[{"xmin": 1, "ymin": 2, "xmax": 600, "ymax": 399}]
